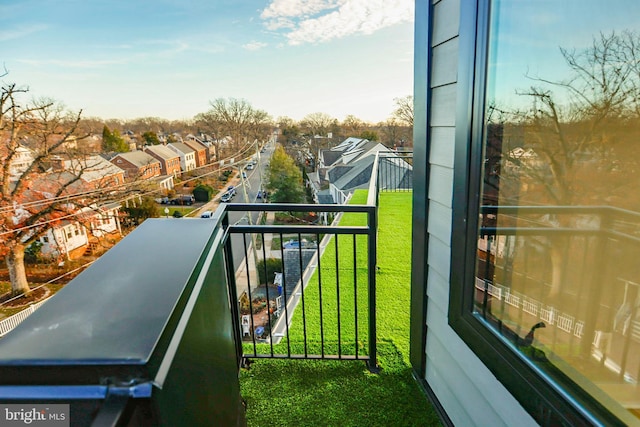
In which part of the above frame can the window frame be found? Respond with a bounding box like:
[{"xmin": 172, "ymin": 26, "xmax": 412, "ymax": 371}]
[{"xmin": 448, "ymin": 1, "xmax": 627, "ymax": 425}]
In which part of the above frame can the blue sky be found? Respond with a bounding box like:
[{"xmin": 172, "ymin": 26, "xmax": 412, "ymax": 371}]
[
  {"xmin": 488, "ymin": 0, "xmax": 640, "ymax": 110},
  {"xmin": 0, "ymin": 0, "xmax": 414, "ymax": 123}
]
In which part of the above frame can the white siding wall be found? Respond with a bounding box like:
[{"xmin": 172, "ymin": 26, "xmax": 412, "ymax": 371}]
[
  {"xmin": 40, "ymin": 223, "xmax": 88, "ymax": 257},
  {"xmin": 185, "ymin": 153, "xmax": 196, "ymax": 171},
  {"xmin": 424, "ymin": 1, "xmax": 536, "ymax": 425},
  {"xmin": 91, "ymin": 209, "xmax": 120, "ymax": 237},
  {"xmin": 329, "ymin": 184, "xmax": 347, "ymax": 205}
]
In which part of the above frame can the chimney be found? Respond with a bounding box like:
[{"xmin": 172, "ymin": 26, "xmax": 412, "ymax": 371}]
[{"xmin": 51, "ymin": 155, "xmax": 65, "ymax": 172}]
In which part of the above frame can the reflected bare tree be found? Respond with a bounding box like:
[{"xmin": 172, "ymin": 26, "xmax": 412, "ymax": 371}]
[{"xmin": 488, "ymin": 31, "xmax": 640, "ymax": 300}]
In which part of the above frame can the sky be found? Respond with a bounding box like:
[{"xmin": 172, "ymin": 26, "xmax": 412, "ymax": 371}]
[
  {"xmin": 487, "ymin": 0, "xmax": 640, "ymax": 111},
  {"xmin": 0, "ymin": 0, "xmax": 414, "ymax": 123}
]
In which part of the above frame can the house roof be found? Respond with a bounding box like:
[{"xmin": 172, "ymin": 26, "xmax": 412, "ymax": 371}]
[
  {"xmin": 151, "ymin": 175, "xmax": 174, "ymax": 185},
  {"xmin": 145, "ymin": 145, "xmax": 179, "ymax": 160},
  {"xmin": 316, "ymin": 189, "xmax": 334, "ymax": 204},
  {"xmin": 63, "ymin": 156, "xmax": 124, "ymax": 183},
  {"xmin": 20, "ymin": 170, "xmax": 93, "ymax": 205},
  {"xmin": 340, "ymin": 141, "xmax": 387, "ymax": 165},
  {"xmin": 332, "ymin": 137, "xmax": 368, "ymax": 151},
  {"xmin": 321, "ymin": 150, "xmax": 342, "ymax": 167},
  {"xmin": 112, "ymin": 151, "xmax": 160, "ymax": 168},
  {"xmin": 306, "ymin": 171, "xmax": 321, "ymax": 191},
  {"xmin": 331, "ymin": 153, "xmax": 413, "ymax": 192},
  {"xmin": 332, "ymin": 156, "xmax": 375, "ymax": 191},
  {"xmin": 76, "ymin": 202, "xmax": 121, "ymax": 217},
  {"xmin": 168, "ymin": 142, "xmax": 196, "ymax": 155},
  {"xmin": 183, "ymin": 139, "xmax": 207, "ymax": 152},
  {"xmin": 322, "ymin": 138, "xmax": 387, "ymax": 168},
  {"xmin": 327, "ymin": 165, "xmax": 353, "ymax": 183}
]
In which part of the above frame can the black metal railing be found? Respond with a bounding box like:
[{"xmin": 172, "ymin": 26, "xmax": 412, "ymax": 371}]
[
  {"xmin": 219, "ymin": 203, "xmax": 379, "ymax": 372},
  {"xmin": 376, "ymin": 150, "xmax": 413, "ymax": 194},
  {"xmin": 217, "ymin": 150, "xmax": 411, "ymax": 372}
]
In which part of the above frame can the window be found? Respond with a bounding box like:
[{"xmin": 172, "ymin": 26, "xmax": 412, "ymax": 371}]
[{"xmin": 451, "ymin": 1, "xmax": 640, "ymax": 425}]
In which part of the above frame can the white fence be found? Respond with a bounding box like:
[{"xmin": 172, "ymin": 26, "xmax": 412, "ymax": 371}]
[
  {"xmin": 0, "ymin": 297, "xmax": 50, "ymax": 337},
  {"xmin": 476, "ymin": 278, "xmax": 640, "ymax": 344}
]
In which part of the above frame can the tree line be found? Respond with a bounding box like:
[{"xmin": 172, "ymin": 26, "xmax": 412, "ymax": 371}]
[
  {"xmin": 81, "ymin": 96, "xmax": 413, "ymax": 157},
  {"xmin": 0, "ymin": 66, "xmax": 413, "ymax": 298}
]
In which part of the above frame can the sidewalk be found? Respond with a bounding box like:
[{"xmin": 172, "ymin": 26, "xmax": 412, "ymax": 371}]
[
  {"xmin": 262, "ymin": 211, "xmax": 277, "ymax": 257},
  {"xmin": 234, "ymin": 211, "xmax": 277, "ymax": 299}
]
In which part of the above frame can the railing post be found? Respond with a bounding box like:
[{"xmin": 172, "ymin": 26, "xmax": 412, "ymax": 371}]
[
  {"xmin": 367, "ymin": 206, "xmax": 379, "ymax": 372},
  {"xmin": 222, "ymin": 211, "xmax": 244, "ymax": 367}
]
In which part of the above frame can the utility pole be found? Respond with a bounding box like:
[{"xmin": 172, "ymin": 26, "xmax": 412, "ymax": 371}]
[
  {"xmin": 256, "ymin": 142, "xmax": 264, "ymax": 198},
  {"xmin": 239, "ymin": 166, "xmax": 260, "ymax": 275}
]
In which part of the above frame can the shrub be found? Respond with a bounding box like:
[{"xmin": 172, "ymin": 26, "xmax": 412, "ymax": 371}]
[
  {"xmin": 24, "ymin": 241, "xmax": 44, "ymax": 264},
  {"xmin": 256, "ymin": 258, "xmax": 282, "ymax": 285},
  {"xmin": 193, "ymin": 184, "xmax": 214, "ymax": 202}
]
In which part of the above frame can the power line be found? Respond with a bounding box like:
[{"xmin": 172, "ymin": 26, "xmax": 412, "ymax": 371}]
[{"xmin": 0, "ymin": 142, "xmax": 260, "ymax": 236}]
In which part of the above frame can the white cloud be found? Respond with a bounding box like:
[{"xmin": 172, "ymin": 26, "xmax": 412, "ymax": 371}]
[
  {"xmin": 261, "ymin": 0, "xmax": 345, "ymax": 19},
  {"xmin": 261, "ymin": 0, "xmax": 413, "ymax": 45},
  {"xmin": 264, "ymin": 17, "xmax": 296, "ymax": 31},
  {"xmin": 243, "ymin": 41, "xmax": 268, "ymax": 51}
]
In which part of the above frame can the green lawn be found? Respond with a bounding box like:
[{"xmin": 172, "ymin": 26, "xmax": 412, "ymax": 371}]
[{"xmin": 240, "ymin": 190, "xmax": 441, "ymax": 426}]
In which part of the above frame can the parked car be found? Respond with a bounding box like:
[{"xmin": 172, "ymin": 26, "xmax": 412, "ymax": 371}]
[
  {"xmin": 283, "ymin": 238, "xmax": 316, "ymax": 250},
  {"xmin": 283, "ymin": 239, "xmax": 300, "ymax": 249},
  {"xmin": 169, "ymin": 195, "xmax": 195, "ymax": 205},
  {"xmin": 155, "ymin": 197, "xmax": 169, "ymax": 204},
  {"xmin": 227, "ymin": 186, "xmax": 236, "ymax": 196},
  {"xmin": 241, "ymin": 171, "xmax": 247, "ymax": 179},
  {"xmin": 246, "ymin": 163, "xmax": 254, "ymax": 170},
  {"xmin": 200, "ymin": 211, "xmax": 213, "ymax": 218},
  {"xmin": 220, "ymin": 192, "xmax": 233, "ymax": 203}
]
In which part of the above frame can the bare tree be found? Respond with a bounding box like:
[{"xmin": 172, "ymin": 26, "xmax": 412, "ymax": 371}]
[
  {"xmin": 499, "ymin": 31, "xmax": 640, "ymax": 208},
  {"xmin": 300, "ymin": 112, "xmax": 335, "ymax": 137},
  {"xmin": 300, "ymin": 112, "xmax": 337, "ymax": 170},
  {"xmin": 0, "ymin": 77, "xmax": 127, "ymax": 296},
  {"xmin": 379, "ymin": 118, "xmax": 411, "ymax": 148},
  {"xmin": 490, "ymin": 31, "xmax": 640, "ymax": 301},
  {"xmin": 195, "ymin": 98, "xmax": 271, "ymax": 159},
  {"xmin": 341, "ymin": 115, "xmax": 366, "ymax": 136},
  {"xmin": 392, "ymin": 95, "xmax": 414, "ymax": 127}
]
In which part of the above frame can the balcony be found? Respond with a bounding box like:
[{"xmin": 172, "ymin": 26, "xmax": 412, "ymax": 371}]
[
  {"xmin": 474, "ymin": 206, "xmax": 640, "ymax": 421},
  {"xmin": 0, "ymin": 151, "xmax": 440, "ymax": 426}
]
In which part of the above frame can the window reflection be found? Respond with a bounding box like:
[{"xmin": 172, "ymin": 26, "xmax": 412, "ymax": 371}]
[{"xmin": 475, "ymin": 1, "xmax": 640, "ymax": 421}]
